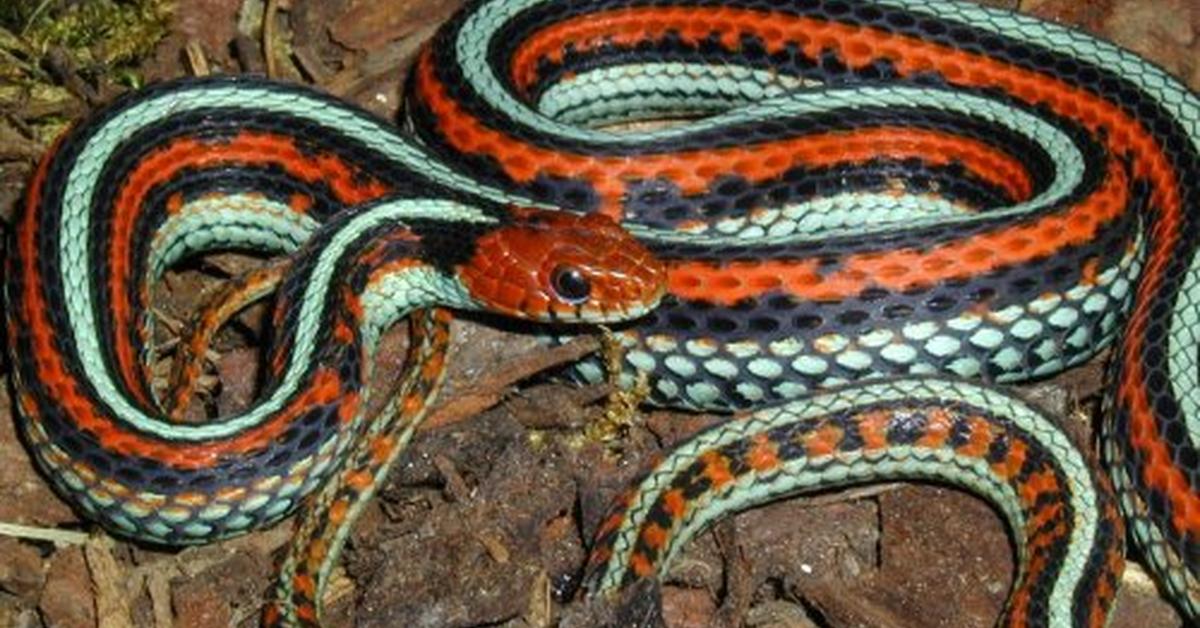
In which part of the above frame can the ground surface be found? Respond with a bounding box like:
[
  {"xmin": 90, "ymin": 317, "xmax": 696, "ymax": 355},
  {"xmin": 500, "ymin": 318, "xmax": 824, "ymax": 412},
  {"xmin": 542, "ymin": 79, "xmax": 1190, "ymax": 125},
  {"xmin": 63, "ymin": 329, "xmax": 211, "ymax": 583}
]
[{"xmin": 0, "ymin": 0, "xmax": 1197, "ymax": 626}]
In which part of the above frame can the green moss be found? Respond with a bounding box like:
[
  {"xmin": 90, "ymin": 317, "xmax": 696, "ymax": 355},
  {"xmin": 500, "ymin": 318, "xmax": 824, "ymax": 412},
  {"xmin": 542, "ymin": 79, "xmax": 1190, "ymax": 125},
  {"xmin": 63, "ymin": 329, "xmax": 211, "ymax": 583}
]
[
  {"xmin": 3, "ymin": 0, "xmax": 172, "ymax": 67},
  {"xmin": 0, "ymin": 1, "xmax": 38, "ymax": 29},
  {"xmin": 0, "ymin": 0, "xmax": 171, "ymax": 128}
]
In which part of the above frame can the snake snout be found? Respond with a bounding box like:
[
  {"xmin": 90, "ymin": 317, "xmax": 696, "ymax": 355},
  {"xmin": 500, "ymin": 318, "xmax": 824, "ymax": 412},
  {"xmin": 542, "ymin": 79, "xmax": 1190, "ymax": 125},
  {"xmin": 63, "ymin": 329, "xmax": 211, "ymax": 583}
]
[{"xmin": 457, "ymin": 207, "xmax": 666, "ymax": 323}]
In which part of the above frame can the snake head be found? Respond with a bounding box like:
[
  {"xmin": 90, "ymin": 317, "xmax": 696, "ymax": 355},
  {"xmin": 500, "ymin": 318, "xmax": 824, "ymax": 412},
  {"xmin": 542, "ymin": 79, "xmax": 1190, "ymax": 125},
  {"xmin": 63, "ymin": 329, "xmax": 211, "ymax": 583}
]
[{"xmin": 457, "ymin": 206, "xmax": 666, "ymax": 323}]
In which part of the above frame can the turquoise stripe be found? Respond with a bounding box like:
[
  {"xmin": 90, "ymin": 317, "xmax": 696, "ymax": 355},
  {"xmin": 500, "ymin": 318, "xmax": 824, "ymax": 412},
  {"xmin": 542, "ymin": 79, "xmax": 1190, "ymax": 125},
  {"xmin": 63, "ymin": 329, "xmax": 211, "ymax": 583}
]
[
  {"xmin": 60, "ymin": 185, "xmax": 493, "ymax": 439},
  {"xmin": 148, "ymin": 194, "xmax": 320, "ymax": 276},
  {"xmin": 596, "ymin": 378, "xmax": 1098, "ymax": 623}
]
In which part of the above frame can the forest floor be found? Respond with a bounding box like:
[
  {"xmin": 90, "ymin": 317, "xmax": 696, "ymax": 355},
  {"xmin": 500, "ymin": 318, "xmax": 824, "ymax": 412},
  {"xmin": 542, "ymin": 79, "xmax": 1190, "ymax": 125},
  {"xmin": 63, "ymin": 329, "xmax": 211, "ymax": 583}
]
[{"xmin": 0, "ymin": 0, "xmax": 1195, "ymax": 626}]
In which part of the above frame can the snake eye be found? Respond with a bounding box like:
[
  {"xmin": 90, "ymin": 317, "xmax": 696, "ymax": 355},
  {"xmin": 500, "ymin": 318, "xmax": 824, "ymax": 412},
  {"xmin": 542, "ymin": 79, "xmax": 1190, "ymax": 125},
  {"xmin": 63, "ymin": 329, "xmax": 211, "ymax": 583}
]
[{"xmin": 550, "ymin": 265, "xmax": 591, "ymax": 304}]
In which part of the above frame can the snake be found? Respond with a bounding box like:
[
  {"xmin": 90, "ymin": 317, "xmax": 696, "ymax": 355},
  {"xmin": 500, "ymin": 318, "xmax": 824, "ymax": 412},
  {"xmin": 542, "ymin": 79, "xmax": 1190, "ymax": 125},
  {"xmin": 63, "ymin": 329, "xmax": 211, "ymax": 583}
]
[{"xmin": 6, "ymin": 0, "xmax": 1200, "ymax": 625}]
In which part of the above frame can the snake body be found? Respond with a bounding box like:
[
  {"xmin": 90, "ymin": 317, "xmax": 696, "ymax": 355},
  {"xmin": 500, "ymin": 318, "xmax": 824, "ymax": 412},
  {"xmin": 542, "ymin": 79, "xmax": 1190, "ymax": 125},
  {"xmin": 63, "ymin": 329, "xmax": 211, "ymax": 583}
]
[
  {"xmin": 5, "ymin": 78, "xmax": 666, "ymax": 623},
  {"xmin": 6, "ymin": 0, "xmax": 1200, "ymax": 625}
]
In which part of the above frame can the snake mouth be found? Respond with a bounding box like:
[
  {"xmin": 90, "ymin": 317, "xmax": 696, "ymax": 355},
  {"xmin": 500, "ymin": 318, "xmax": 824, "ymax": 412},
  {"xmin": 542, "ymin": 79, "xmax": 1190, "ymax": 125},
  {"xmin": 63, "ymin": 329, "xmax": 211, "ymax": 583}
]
[{"xmin": 589, "ymin": 277, "xmax": 668, "ymax": 321}]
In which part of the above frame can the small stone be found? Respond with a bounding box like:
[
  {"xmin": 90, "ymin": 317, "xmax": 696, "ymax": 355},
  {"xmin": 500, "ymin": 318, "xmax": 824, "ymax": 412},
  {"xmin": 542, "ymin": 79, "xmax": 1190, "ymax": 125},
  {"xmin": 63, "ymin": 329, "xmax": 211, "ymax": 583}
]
[
  {"xmin": 745, "ymin": 600, "xmax": 817, "ymax": 628},
  {"xmin": 39, "ymin": 548, "xmax": 95, "ymax": 628},
  {"xmin": 0, "ymin": 538, "xmax": 45, "ymax": 601},
  {"xmin": 172, "ymin": 579, "xmax": 233, "ymax": 628},
  {"xmin": 661, "ymin": 586, "xmax": 717, "ymax": 627}
]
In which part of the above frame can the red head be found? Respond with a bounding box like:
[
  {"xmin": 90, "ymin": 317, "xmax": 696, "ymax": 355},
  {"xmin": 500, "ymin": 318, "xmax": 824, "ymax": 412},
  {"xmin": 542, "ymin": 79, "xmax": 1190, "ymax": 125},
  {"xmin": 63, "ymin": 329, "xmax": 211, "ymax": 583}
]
[{"xmin": 457, "ymin": 207, "xmax": 666, "ymax": 323}]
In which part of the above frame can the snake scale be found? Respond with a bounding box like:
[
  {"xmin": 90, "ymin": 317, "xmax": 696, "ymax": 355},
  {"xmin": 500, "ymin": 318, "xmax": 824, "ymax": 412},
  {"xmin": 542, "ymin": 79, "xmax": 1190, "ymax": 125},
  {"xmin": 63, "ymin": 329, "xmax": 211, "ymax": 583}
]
[{"xmin": 6, "ymin": 0, "xmax": 1200, "ymax": 626}]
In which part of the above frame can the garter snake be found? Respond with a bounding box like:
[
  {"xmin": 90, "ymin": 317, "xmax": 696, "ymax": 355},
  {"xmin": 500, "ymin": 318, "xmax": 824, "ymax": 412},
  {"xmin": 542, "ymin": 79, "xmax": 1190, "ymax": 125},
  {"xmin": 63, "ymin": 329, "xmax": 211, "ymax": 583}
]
[{"xmin": 6, "ymin": 0, "xmax": 1200, "ymax": 626}]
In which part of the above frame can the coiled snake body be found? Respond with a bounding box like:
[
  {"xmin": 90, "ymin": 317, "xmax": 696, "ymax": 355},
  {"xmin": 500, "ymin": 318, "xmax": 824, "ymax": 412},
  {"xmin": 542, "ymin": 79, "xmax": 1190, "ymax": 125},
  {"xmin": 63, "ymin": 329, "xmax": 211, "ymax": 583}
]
[{"xmin": 7, "ymin": 0, "xmax": 1200, "ymax": 625}]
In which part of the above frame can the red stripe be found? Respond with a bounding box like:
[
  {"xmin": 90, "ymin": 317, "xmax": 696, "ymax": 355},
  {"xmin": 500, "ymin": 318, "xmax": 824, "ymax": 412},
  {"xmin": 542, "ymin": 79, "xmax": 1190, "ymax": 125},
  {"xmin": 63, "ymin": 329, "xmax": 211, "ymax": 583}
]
[
  {"xmin": 418, "ymin": 50, "xmax": 1035, "ymax": 216},
  {"xmin": 466, "ymin": 8, "xmax": 1200, "ymax": 535},
  {"xmin": 16, "ymin": 135, "xmax": 364, "ymax": 467},
  {"xmin": 666, "ymin": 158, "xmax": 1129, "ymax": 305},
  {"xmin": 106, "ymin": 130, "xmax": 392, "ymax": 408}
]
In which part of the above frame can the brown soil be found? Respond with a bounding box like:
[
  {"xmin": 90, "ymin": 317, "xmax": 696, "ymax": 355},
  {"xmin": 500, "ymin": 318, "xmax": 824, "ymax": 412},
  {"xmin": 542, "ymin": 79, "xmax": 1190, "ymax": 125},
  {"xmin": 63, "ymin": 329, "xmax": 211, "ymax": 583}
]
[{"xmin": 0, "ymin": 0, "xmax": 1194, "ymax": 626}]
